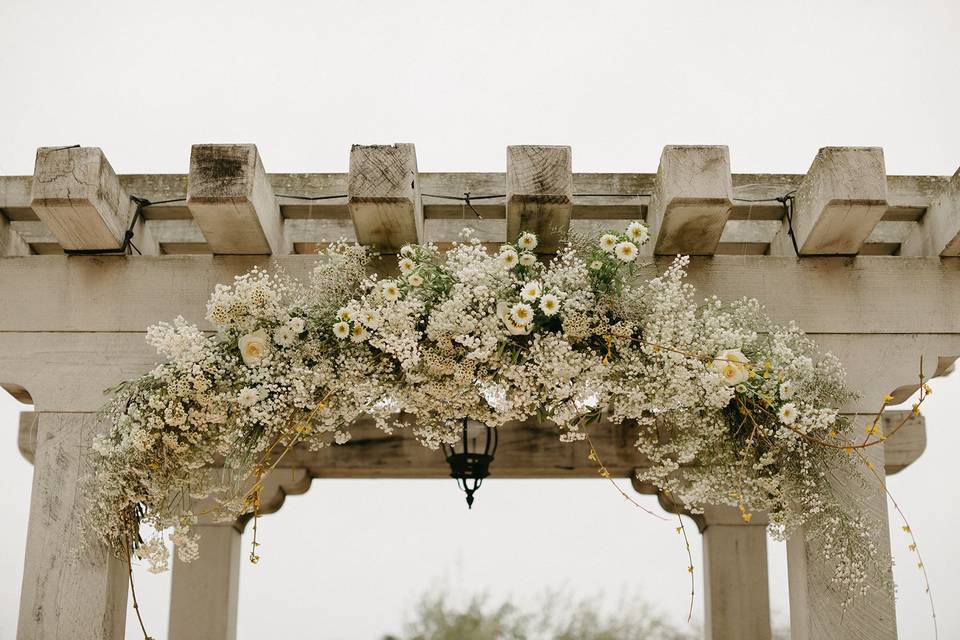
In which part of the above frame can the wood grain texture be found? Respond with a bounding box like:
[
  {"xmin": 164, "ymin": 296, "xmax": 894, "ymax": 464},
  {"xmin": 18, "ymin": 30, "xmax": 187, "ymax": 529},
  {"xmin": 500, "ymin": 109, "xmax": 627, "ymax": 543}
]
[
  {"xmin": 647, "ymin": 146, "xmax": 734, "ymax": 256},
  {"xmin": 30, "ymin": 147, "xmax": 141, "ymax": 252},
  {"xmin": 506, "ymin": 145, "xmax": 572, "ymax": 253},
  {"xmin": 17, "ymin": 413, "xmax": 128, "ymax": 640},
  {"xmin": 347, "ymin": 144, "xmax": 422, "ymax": 251},
  {"xmin": 187, "ymin": 144, "xmax": 285, "ymax": 255},
  {"xmin": 772, "ymin": 147, "xmax": 888, "ymax": 256}
]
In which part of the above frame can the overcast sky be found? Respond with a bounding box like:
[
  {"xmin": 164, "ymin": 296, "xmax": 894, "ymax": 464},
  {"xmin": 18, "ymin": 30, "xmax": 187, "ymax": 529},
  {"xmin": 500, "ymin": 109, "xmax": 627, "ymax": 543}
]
[{"xmin": 1, "ymin": 1, "xmax": 958, "ymax": 638}]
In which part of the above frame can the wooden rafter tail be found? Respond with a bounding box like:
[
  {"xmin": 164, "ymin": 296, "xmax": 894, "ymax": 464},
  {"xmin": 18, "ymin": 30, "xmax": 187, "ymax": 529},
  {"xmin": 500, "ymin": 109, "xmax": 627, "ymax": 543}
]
[
  {"xmin": 506, "ymin": 145, "xmax": 572, "ymax": 253},
  {"xmin": 187, "ymin": 144, "xmax": 285, "ymax": 255},
  {"xmin": 900, "ymin": 167, "xmax": 960, "ymax": 257},
  {"xmin": 647, "ymin": 145, "xmax": 734, "ymax": 256},
  {"xmin": 30, "ymin": 146, "xmax": 158, "ymax": 254},
  {"xmin": 770, "ymin": 146, "xmax": 888, "ymax": 256},
  {"xmin": 347, "ymin": 143, "xmax": 422, "ymax": 253}
]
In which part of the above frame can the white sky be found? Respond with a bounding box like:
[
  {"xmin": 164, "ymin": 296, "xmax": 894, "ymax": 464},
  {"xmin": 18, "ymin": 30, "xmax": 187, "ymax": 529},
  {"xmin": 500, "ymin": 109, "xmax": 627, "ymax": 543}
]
[{"xmin": 0, "ymin": 0, "xmax": 958, "ymax": 638}]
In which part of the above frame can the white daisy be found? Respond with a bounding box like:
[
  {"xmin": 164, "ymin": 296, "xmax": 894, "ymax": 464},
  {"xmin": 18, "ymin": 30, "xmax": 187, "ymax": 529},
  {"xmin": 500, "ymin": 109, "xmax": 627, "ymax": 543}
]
[
  {"xmin": 407, "ymin": 273, "xmax": 424, "ymax": 287},
  {"xmin": 237, "ymin": 388, "xmax": 259, "ymax": 407},
  {"xmin": 517, "ymin": 232, "xmax": 538, "ymax": 251},
  {"xmin": 499, "ymin": 249, "xmax": 519, "ymax": 269},
  {"xmin": 539, "ymin": 294, "xmax": 560, "ymax": 316},
  {"xmin": 273, "ymin": 326, "xmax": 296, "ymax": 347},
  {"xmin": 350, "ymin": 324, "xmax": 368, "ymax": 343},
  {"xmin": 519, "ymin": 253, "xmax": 537, "ymax": 267},
  {"xmin": 399, "ymin": 245, "xmax": 415, "ymax": 258},
  {"xmin": 398, "ymin": 257, "xmax": 416, "ymax": 275},
  {"xmin": 779, "ymin": 381, "xmax": 795, "ymax": 400},
  {"xmin": 336, "ymin": 307, "xmax": 352, "ymax": 322},
  {"xmin": 520, "ymin": 281, "xmax": 542, "ymax": 302},
  {"xmin": 510, "ymin": 302, "xmax": 534, "ymax": 325},
  {"xmin": 626, "ymin": 221, "xmax": 650, "ymax": 245},
  {"xmin": 599, "ymin": 234, "xmax": 618, "ymax": 253},
  {"xmin": 590, "ymin": 260, "xmax": 603, "ymax": 270},
  {"xmin": 332, "ymin": 321, "xmax": 350, "ymax": 339},
  {"xmin": 358, "ymin": 308, "xmax": 382, "ymax": 329},
  {"xmin": 614, "ymin": 241, "xmax": 638, "ymax": 262},
  {"xmin": 778, "ymin": 402, "xmax": 799, "ymax": 425},
  {"xmin": 381, "ymin": 280, "xmax": 400, "ymax": 302}
]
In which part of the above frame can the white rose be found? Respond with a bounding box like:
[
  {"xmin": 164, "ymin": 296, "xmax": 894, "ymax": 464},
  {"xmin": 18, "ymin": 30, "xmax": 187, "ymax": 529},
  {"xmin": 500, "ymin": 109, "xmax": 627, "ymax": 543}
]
[
  {"xmin": 238, "ymin": 329, "xmax": 270, "ymax": 366},
  {"xmin": 711, "ymin": 348, "xmax": 750, "ymax": 386}
]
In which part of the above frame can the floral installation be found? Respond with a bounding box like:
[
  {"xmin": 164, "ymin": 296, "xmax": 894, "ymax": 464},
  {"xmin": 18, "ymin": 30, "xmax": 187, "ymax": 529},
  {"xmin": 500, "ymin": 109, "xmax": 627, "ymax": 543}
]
[{"xmin": 88, "ymin": 218, "xmax": 911, "ymax": 620}]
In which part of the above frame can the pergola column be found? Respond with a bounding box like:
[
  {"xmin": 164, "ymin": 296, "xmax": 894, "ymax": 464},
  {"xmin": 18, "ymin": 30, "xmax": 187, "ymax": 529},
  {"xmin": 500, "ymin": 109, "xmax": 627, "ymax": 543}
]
[
  {"xmin": 169, "ymin": 525, "xmax": 241, "ymax": 640},
  {"xmin": 787, "ymin": 416, "xmax": 897, "ymax": 640},
  {"xmin": 17, "ymin": 413, "xmax": 128, "ymax": 640},
  {"xmin": 701, "ymin": 506, "xmax": 771, "ymax": 640}
]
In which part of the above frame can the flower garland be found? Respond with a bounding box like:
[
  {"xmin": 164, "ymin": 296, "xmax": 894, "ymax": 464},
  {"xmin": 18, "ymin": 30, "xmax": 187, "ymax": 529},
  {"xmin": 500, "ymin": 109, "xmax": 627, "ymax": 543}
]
[{"xmin": 89, "ymin": 221, "xmax": 891, "ymax": 605}]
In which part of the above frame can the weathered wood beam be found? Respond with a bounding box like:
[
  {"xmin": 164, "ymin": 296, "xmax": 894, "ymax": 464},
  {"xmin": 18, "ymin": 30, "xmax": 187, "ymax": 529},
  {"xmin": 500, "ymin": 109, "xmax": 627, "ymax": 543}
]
[
  {"xmin": 506, "ymin": 145, "xmax": 572, "ymax": 252},
  {"xmin": 900, "ymin": 168, "xmax": 960, "ymax": 257},
  {"xmin": 347, "ymin": 143, "xmax": 422, "ymax": 252},
  {"xmin": 18, "ymin": 410, "xmax": 38, "ymax": 463},
  {"xmin": 2, "ymin": 255, "xmax": 958, "ymax": 335},
  {"xmin": 881, "ymin": 410, "xmax": 925, "ymax": 474},
  {"xmin": 0, "ymin": 211, "xmax": 31, "ymax": 256},
  {"xmin": 30, "ymin": 146, "xmax": 157, "ymax": 254},
  {"xmin": 187, "ymin": 144, "xmax": 285, "ymax": 255},
  {"xmin": 771, "ymin": 147, "xmax": 888, "ymax": 256},
  {"xmin": 18, "ymin": 413, "xmax": 128, "ymax": 639},
  {"xmin": 647, "ymin": 145, "xmax": 734, "ymax": 255}
]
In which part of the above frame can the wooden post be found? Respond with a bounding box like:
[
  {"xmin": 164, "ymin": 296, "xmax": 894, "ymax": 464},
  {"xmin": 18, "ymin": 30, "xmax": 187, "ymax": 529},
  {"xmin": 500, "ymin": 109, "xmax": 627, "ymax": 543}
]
[
  {"xmin": 647, "ymin": 145, "xmax": 733, "ymax": 256},
  {"xmin": 787, "ymin": 417, "xmax": 897, "ymax": 640},
  {"xmin": 900, "ymin": 168, "xmax": 960, "ymax": 256},
  {"xmin": 31, "ymin": 146, "xmax": 157, "ymax": 254},
  {"xmin": 17, "ymin": 413, "xmax": 128, "ymax": 640},
  {"xmin": 700, "ymin": 506, "xmax": 772, "ymax": 640},
  {"xmin": 169, "ymin": 525, "xmax": 241, "ymax": 640},
  {"xmin": 187, "ymin": 144, "xmax": 285, "ymax": 255},
  {"xmin": 347, "ymin": 143, "xmax": 422, "ymax": 252},
  {"xmin": 506, "ymin": 145, "xmax": 572, "ymax": 253},
  {"xmin": 771, "ymin": 147, "xmax": 888, "ymax": 256}
]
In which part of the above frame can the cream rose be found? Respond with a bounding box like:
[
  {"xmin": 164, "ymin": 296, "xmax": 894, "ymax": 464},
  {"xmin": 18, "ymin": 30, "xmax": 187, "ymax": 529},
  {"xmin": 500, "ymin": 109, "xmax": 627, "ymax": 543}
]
[
  {"xmin": 238, "ymin": 329, "xmax": 270, "ymax": 366},
  {"xmin": 711, "ymin": 348, "xmax": 750, "ymax": 386}
]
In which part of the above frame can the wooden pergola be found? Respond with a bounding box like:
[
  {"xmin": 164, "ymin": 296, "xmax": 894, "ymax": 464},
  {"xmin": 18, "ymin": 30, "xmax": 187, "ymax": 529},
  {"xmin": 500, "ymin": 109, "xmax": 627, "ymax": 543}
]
[{"xmin": 2, "ymin": 143, "xmax": 958, "ymax": 640}]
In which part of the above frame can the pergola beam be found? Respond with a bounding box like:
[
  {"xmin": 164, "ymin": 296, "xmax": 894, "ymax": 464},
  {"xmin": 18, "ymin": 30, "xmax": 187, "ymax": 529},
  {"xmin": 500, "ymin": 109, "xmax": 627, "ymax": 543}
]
[{"xmin": 506, "ymin": 145, "xmax": 572, "ymax": 252}]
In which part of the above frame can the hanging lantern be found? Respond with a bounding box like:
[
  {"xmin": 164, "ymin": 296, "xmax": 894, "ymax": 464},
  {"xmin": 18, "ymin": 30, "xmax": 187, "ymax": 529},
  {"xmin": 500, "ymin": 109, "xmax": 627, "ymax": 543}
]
[{"xmin": 442, "ymin": 419, "xmax": 498, "ymax": 509}]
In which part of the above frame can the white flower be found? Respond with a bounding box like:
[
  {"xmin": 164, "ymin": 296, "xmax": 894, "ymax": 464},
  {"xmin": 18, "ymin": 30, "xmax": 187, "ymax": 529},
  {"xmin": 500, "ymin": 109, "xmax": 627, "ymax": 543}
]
[
  {"xmin": 599, "ymin": 234, "xmax": 618, "ymax": 253},
  {"xmin": 711, "ymin": 348, "xmax": 750, "ymax": 386},
  {"xmin": 400, "ymin": 245, "xmax": 415, "ymax": 258},
  {"xmin": 499, "ymin": 249, "xmax": 519, "ymax": 269},
  {"xmin": 381, "ymin": 280, "xmax": 401, "ymax": 302},
  {"xmin": 614, "ymin": 241, "xmax": 638, "ymax": 262},
  {"xmin": 626, "ymin": 221, "xmax": 650, "ymax": 245},
  {"xmin": 273, "ymin": 326, "xmax": 296, "ymax": 347},
  {"xmin": 287, "ymin": 317, "xmax": 306, "ymax": 334},
  {"xmin": 332, "ymin": 321, "xmax": 350, "ymax": 339},
  {"xmin": 590, "ymin": 260, "xmax": 603, "ymax": 270},
  {"xmin": 237, "ymin": 387, "xmax": 259, "ymax": 407},
  {"xmin": 517, "ymin": 232, "xmax": 538, "ymax": 251},
  {"xmin": 398, "ymin": 257, "xmax": 416, "ymax": 275},
  {"xmin": 778, "ymin": 402, "xmax": 799, "ymax": 425},
  {"xmin": 407, "ymin": 273, "xmax": 424, "ymax": 287},
  {"xmin": 539, "ymin": 294, "xmax": 560, "ymax": 316},
  {"xmin": 359, "ymin": 308, "xmax": 382, "ymax": 329},
  {"xmin": 779, "ymin": 381, "xmax": 795, "ymax": 400},
  {"xmin": 336, "ymin": 307, "xmax": 353, "ymax": 322},
  {"xmin": 503, "ymin": 317, "xmax": 533, "ymax": 335},
  {"xmin": 520, "ymin": 281, "xmax": 542, "ymax": 302},
  {"xmin": 519, "ymin": 253, "xmax": 537, "ymax": 267},
  {"xmin": 350, "ymin": 324, "xmax": 368, "ymax": 343},
  {"xmin": 510, "ymin": 302, "xmax": 534, "ymax": 325},
  {"xmin": 238, "ymin": 329, "xmax": 270, "ymax": 366}
]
